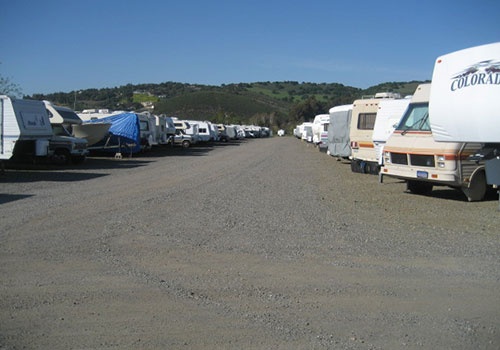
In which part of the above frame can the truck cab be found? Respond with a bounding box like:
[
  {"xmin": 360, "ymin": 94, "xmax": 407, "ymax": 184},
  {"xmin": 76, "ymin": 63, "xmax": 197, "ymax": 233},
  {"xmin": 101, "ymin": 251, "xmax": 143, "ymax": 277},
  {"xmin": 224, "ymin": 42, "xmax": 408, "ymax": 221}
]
[{"xmin": 50, "ymin": 124, "xmax": 89, "ymax": 164}]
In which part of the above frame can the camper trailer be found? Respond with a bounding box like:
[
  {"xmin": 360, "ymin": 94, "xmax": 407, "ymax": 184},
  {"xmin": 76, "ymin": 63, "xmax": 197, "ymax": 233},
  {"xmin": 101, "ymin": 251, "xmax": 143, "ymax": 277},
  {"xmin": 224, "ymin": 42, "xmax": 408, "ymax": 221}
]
[
  {"xmin": 381, "ymin": 83, "xmax": 486, "ymax": 201},
  {"xmin": 349, "ymin": 93, "xmax": 400, "ymax": 174},
  {"xmin": 301, "ymin": 122, "xmax": 314, "ymax": 142},
  {"xmin": 428, "ymin": 42, "xmax": 500, "ymax": 205},
  {"xmin": 326, "ymin": 104, "xmax": 353, "ymax": 159},
  {"xmin": 311, "ymin": 114, "xmax": 330, "ymax": 149},
  {"xmin": 1, "ymin": 96, "xmax": 53, "ymax": 161}
]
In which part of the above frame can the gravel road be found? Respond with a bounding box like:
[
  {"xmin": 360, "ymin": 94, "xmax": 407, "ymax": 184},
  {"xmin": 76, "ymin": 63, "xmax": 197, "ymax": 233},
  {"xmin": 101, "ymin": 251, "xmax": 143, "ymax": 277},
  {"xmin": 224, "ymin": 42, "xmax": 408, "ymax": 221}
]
[{"xmin": 1, "ymin": 137, "xmax": 499, "ymax": 349}]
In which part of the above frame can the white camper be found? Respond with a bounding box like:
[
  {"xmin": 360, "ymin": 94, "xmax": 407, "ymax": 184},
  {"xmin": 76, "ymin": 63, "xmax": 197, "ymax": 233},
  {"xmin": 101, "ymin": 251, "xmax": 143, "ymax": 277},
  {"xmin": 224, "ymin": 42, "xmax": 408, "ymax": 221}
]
[
  {"xmin": 428, "ymin": 42, "xmax": 500, "ymax": 205},
  {"xmin": 327, "ymin": 104, "xmax": 353, "ymax": 159},
  {"xmin": 381, "ymin": 83, "xmax": 487, "ymax": 201},
  {"xmin": 1, "ymin": 96, "xmax": 53, "ymax": 161},
  {"xmin": 301, "ymin": 122, "xmax": 314, "ymax": 142},
  {"xmin": 311, "ymin": 114, "xmax": 330, "ymax": 149},
  {"xmin": 372, "ymin": 97, "xmax": 411, "ymax": 167},
  {"xmin": 349, "ymin": 92, "xmax": 400, "ymax": 174}
]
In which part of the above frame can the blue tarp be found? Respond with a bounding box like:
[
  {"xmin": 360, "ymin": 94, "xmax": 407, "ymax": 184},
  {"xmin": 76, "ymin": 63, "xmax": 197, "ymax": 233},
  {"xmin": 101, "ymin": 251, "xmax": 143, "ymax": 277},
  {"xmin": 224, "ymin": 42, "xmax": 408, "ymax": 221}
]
[{"xmin": 87, "ymin": 113, "xmax": 141, "ymax": 153}]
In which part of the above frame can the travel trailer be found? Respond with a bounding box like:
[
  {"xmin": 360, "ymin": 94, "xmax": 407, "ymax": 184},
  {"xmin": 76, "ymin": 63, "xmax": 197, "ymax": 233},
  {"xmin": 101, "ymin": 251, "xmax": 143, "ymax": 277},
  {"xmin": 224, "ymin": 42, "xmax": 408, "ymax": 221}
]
[
  {"xmin": 326, "ymin": 104, "xmax": 353, "ymax": 159},
  {"xmin": 154, "ymin": 115, "xmax": 170, "ymax": 145},
  {"xmin": 381, "ymin": 83, "xmax": 487, "ymax": 201},
  {"xmin": 428, "ymin": 42, "xmax": 500, "ymax": 205},
  {"xmin": 1, "ymin": 96, "xmax": 88, "ymax": 164},
  {"xmin": 1, "ymin": 96, "xmax": 53, "ymax": 161},
  {"xmin": 301, "ymin": 122, "xmax": 313, "ymax": 142},
  {"xmin": 372, "ymin": 97, "xmax": 411, "ymax": 169},
  {"xmin": 311, "ymin": 114, "xmax": 330, "ymax": 149},
  {"xmin": 349, "ymin": 92, "xmax": 400, "ymax": 174}
]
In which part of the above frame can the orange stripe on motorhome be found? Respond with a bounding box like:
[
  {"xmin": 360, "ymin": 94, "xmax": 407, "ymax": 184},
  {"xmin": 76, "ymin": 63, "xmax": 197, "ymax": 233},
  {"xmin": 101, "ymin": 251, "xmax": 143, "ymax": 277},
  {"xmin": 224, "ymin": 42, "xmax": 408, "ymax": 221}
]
[{"xmin": 358, "ymin": 142, "xmax": 374, "ymax": 148}]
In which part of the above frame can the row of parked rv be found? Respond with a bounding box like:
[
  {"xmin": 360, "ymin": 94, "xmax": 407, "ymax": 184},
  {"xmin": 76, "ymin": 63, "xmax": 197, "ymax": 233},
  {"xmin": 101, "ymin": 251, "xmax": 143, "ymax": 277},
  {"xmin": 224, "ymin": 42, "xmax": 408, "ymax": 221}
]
[
  {"xmin": 294, "ymin": 82, "xmax": 494, "ymax": 202},
  {"xmin": 0, "ymin": 95, "xmax": 271, "ymax": 166}
]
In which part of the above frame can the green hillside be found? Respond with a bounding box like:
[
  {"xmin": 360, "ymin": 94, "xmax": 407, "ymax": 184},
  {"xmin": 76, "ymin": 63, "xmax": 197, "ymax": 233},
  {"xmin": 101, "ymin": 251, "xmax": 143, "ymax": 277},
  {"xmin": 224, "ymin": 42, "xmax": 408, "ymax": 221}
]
[{"xmin": 28, "ymin": 80, "xmax": 429, "ymax": 132}]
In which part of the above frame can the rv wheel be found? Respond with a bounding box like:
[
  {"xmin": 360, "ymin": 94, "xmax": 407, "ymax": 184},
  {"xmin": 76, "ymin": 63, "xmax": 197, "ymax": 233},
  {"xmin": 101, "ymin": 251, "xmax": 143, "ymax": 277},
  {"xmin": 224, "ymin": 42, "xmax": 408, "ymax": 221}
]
[
  {"xmin": 53, "ymin": 149, "xmax": 71, "ymax": 165},
  {"xmin": 407, "ymin": 180, "xmax": 433, "ymax": 195},
  {"xmin": 463, "ymin": 170, "xmax": 487, "ymax": 202},
  {"xmin": 181, "ymin": 140, "xmax": 191, "ymax": 148}
]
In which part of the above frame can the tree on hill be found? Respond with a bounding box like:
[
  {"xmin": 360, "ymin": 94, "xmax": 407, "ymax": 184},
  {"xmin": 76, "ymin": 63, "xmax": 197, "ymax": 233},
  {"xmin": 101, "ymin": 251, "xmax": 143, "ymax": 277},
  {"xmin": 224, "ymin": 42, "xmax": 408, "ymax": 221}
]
[{"xmin": 289, "ymin": 96, "xmax": 327, "ymax": 122}]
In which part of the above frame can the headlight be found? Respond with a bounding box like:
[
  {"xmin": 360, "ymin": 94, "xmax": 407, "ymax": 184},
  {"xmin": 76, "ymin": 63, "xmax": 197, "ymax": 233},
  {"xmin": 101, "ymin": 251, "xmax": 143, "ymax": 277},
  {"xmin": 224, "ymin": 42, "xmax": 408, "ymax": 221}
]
[
  {"xmin": 436, "ymin": 155, "xmax": 445, "ymax": 168},
  {"xmin": 384, "ymin": 151, "xmax": 391, "ymax": 164}
]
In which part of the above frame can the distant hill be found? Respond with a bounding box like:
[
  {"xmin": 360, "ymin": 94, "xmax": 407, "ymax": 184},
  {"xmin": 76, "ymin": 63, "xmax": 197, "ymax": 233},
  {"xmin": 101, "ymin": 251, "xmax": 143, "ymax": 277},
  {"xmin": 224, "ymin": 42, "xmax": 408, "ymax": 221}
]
[{"xmin": 28, "ymin": 80, "xmax": 429, "ymax": 132}]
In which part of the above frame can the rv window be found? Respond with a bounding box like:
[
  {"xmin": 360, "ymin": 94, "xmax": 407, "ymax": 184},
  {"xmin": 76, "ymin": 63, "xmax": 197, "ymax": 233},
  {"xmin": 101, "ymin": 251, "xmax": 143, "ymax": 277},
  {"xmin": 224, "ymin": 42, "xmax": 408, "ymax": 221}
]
[
  {"xmin": 323, "ymin": 124, "xmax": 328, "ymax": 132},
  {"xmin": 56, "ymin": 108, "xmax": 81, "ymax": 122},
  {"xmin": 140, "ymin": 121, "xmax": 149, "ymax": 131},
  {"xmin": 199, "ymin": 128, "xmax": 207, "ymax": 133},
  {"xmin": 397, "ymin": 103, "xmax": 430, "ymax": 131},
  {"xmin": 357, "ymin": 113, "xmax": 376, "ymax": 130}
]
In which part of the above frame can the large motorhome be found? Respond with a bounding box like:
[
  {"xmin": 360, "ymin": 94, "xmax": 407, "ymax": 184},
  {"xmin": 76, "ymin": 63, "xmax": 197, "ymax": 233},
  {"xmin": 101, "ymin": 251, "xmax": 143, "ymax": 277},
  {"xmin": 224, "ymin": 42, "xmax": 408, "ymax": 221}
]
[
  {"xmin": 1, "ymin": 96, "xmax": 53, "ymax": 161},
  {"xmin": 349, "ymin": 92, "xmax": 400, "ymax": 174},
  {"xmin": 428, "ymin": 42, "xmax": 500, "ymax": 205},
  {"xmin": 326, "ymin": 104, "xmax": 353, "ymax": 159},
  {"xmin": 381, "ymin": 83, "xmax": 487, "ymax": 201}
]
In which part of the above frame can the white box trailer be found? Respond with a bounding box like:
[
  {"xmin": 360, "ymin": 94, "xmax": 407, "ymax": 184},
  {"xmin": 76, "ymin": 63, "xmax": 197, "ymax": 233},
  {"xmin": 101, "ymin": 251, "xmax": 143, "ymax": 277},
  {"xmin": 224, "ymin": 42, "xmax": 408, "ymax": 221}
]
[
  {"xmin": 381, "ymin": 83, "xmax": 487, "ymax": 201},
  {"xmin": 1, "ymin": 96, "xmax": 53, "ymax": 161},
  {"xmin": 372, "ymin": 97, "xmax": 411, "ymax": 167}
]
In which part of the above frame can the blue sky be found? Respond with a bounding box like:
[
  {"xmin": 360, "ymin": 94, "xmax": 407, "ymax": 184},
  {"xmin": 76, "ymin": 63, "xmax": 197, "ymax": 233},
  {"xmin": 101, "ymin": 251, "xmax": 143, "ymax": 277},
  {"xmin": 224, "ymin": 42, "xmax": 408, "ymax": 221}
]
[{"xmin": 1, "ymin": 0, "xmax": 499, "ymax": 96}]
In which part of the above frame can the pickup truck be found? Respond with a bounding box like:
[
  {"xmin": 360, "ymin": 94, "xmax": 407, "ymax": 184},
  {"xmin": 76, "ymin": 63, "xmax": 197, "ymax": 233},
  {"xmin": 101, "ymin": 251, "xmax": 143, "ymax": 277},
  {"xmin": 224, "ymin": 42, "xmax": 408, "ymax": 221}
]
[
  {"xmin": 50, "ymin": 124, "xmax": 89, "ymax": 164},
  {"xmin": 170, "ymin": 129, "xmax": 193, "ymax": 148}
]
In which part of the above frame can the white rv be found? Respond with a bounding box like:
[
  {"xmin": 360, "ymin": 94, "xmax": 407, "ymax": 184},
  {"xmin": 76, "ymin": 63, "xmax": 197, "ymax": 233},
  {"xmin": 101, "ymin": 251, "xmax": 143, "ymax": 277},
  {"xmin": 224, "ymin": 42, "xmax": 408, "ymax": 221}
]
[
  {"xmin": 381, "ymin": 83, "xmax": 487, "ymax": 201},
  {"xmin": 428, "ymin": 42, "xmax": 500, "ymax": 204},
  {"xmin": 301, "ymin": 122, "xmax": 314, "ymax": 142},
  {"xmin": 372, "ymin": 97, "xmax": 411, "ymax": 168},
  {"xmin": 349, "ymin": 93, "xmax": 400, "ymax": 174},
  {"xmin": 311, "ymin": 114, "xmax": 330, "ymax": 149},
  {"xmin": 1, "ymin": 96, "xmax": 53, "ymax": 161},
  {"xmin": 327, "ymin": 104, "xmax": 353, "ymax": 159}
]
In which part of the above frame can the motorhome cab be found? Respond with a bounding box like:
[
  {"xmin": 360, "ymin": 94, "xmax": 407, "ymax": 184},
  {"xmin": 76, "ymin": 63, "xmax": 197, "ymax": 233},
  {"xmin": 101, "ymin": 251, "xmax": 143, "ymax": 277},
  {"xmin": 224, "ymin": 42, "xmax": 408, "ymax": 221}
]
[
  {"xmin": 349, "ymin": 92, "xmax": 400, "ymax": 174},
  {"xmin": 381, "ymin": 83, "xmax": 487, "ymax": 201}
]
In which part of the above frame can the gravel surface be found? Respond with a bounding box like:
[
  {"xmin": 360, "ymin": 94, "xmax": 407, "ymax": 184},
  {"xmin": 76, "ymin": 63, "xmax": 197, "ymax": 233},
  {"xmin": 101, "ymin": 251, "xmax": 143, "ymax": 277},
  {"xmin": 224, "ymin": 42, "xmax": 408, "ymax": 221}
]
[{"xmin": 1, "ymin": 137, "xmax": 499, "ymax": 349}]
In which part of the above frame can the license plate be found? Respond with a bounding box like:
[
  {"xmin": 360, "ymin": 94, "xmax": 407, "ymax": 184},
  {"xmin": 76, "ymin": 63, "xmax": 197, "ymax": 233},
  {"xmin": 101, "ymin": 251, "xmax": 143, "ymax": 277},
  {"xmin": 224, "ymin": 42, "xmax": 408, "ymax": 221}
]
[{"xmin": 417, "ymin": 171, "xmax": 428, "ymax": 179}]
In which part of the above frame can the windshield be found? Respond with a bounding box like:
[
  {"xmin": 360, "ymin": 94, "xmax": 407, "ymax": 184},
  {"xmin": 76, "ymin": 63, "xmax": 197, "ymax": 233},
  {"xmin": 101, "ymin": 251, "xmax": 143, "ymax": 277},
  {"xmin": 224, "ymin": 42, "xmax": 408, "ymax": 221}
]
[{"xmin": 396, "ymin": 103, "xmax": 430, "ymax": 132}]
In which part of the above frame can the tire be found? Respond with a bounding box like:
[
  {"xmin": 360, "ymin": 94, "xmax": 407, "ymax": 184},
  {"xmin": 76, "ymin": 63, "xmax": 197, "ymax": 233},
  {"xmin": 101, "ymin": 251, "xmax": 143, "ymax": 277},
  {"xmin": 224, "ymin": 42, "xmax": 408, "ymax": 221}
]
[
  {"xmin": 462, "ymin": 170, "xmax": 487, "ymax": 202},
  {"xmin": 53, "ymin": 149, "xmax": 71, "ymax": 165},
  {"xmin": 181, "ymin": 140, "xmax": 191, "ymax": 148},
  {"xmin": 407, "ymin": 180, "xmax": 433, "ymax": 195}
]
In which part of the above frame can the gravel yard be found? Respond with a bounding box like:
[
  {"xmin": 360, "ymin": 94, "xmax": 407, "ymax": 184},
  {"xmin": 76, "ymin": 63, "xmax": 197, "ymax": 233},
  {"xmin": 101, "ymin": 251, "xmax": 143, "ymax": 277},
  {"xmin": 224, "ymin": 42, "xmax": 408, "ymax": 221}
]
[{"xmin": 1, "ymin": 136, "xmax": 499, "ymax": 349}]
